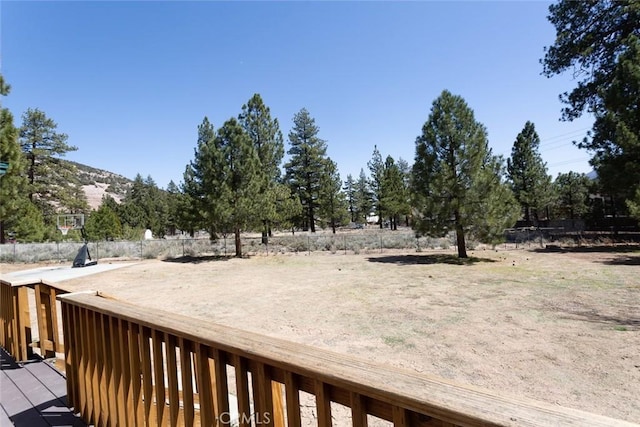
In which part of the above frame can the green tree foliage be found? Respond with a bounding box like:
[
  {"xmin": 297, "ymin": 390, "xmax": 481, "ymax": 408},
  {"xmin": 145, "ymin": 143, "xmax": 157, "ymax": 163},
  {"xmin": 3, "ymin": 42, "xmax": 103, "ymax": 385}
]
[
  {"xmin": 0, "ymin": 74, "xmax": 31, "ymax": 243},
  {"xmin": 553, "ymin": 172, "xmax": 592, "ymax": 221},
  {"xmin": 343, "ymin": 174, "xmax": 356, "ymax": 223},
  {"xmin": 85, "ymin": 196, "xmax": 122, "ymax": 241},
  {"xmin": 628, "ymin": 187, "xmax": 640, "ymax": 220},
  {"xmin": 271, "ymin": 183, "xmax": 303, "ymax": 234},
  {"xmin": 19, "ymin": 108, "xmax": 87, "ymax": 218},
  {"xmin": 353, "ymin": 169, "xmax": 373, "ymax": 224},
  {"xmin": 213, "ymin": 118, "xmax": 261, "ymax": 256},
  {"xmin": 318, "ymin": 158, "xmax": 348, "ymax": 233},
  {"xmin": 396, "ymin": 157, "xmax": 413, "ymax": 226},
  {"xmin": 238, "ymin": 94, "xmax": 294, "ymax": 236},
  {"xmin": 10, "ymin": 198, "xmax": 46, "ymax": 242},
  {"xmin": 542, "ymin": 1, "xmax": 640, "ymax": 203},
  {"xmin": 412, "ymin": 90, "xmax": 520, "ymax": 258},
  {"xmin": 507, "ymin": 121, "xmax": 554, "ymax": 224},
  {"xmin": 381, "ymin": 155, "xmax": 409, "ymax": 230},
  {"xmin": 165, "ymin": 180, "xmax": 182, "ymax": 236},
  {"xmin": 284, "ymin": 108, "xmax": 331, "ymax": 233},
  {"xmin": 182, "ymin": 117, "xmax": 217, "ymax": 237},
  {"xmin": 120, "ymin": 174, "xmax": 168, "ymax": 238},
  {"xmin": 185, "ymin": 117, "xmax": 261, "ymax": 256},
  {"xmin": 367, "ymin": 145, "xmax": 385, "ymax": 228}
]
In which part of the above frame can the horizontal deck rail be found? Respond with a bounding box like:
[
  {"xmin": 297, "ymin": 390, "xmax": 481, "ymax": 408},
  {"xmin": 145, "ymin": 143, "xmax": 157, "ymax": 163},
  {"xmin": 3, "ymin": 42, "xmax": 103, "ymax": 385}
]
[{"xmin": 58, "ymin": 291, "xmax": 638, "ymax": 427}]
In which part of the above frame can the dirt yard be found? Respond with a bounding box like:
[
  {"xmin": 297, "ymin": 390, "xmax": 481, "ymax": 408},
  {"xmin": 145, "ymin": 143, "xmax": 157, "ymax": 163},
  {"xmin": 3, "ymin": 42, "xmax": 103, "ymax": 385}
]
[{"xmin": 3, "ymin": 246, "xmax": 639, "ymax": 423}]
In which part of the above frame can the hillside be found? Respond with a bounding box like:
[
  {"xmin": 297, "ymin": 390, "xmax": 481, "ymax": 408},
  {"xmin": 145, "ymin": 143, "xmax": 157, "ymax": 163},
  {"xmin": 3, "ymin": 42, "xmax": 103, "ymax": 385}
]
[{"xmin": 68, "ymin": 161, "xmax": 133, "ymax": 210}]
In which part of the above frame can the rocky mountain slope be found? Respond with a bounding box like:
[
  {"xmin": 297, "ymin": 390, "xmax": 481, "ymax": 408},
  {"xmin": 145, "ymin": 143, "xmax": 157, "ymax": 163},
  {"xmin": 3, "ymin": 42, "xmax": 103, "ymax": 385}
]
[{"xmin": 69, "ymin": 161, "xmax": 133, "ymax": 210}]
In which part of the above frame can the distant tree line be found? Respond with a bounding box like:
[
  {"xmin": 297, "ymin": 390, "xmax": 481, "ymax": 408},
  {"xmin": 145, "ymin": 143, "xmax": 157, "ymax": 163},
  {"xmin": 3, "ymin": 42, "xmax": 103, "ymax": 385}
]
[{"xmin": 1, "ymin": 1, "xmax": 638, "ymax": 256}]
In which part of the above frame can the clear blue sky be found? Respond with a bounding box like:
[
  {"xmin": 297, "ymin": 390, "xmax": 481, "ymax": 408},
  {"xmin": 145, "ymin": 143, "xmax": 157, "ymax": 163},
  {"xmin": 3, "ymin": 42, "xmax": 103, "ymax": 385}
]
[{"xmin": 2, "ymin": 1, "xmax": 594, "ymax": 189}]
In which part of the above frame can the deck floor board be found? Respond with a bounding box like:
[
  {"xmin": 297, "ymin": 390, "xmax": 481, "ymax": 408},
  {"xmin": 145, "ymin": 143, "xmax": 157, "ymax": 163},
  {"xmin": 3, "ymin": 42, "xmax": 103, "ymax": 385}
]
[{"xmin": 0, "ymin": 348, "xmax": 86, "ymax": 426}]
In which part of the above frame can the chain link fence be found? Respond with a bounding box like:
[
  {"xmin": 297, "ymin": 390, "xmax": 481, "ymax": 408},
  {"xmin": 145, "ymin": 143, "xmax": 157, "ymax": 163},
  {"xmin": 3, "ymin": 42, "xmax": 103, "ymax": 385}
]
[{"xmin": 0, "ymin": 230, "xmax": 468, "ymax": 263}]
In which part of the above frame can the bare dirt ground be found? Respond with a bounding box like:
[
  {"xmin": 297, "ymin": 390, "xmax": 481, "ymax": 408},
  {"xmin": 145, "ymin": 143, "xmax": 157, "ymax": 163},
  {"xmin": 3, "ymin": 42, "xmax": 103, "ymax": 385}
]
[{"xmin": 3, "ymin": 246, "xmax": 639, "ymax": 423}]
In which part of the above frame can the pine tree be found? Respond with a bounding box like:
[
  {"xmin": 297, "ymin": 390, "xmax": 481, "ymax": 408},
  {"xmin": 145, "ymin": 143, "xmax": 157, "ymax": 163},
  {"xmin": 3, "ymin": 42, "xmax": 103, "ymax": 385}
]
[
  {"xmin": 507, "ymin": 121, "xmax": 554, "ymax": 225},
  {"xmin": 368, "ymin": 145, "xmax": 385, "ymax": 228},
  {"xmin": 353, "ymin": 169, "xmax": 373, "ymax": 225},
  {"xmin": 381, "ymin": 155, "xmax": 408, "ymax": 230},
  {"xmin": 182, "ymin": 117, "xmax": 220, "ymax": 238},
  {"xmin": 271, "ymin": 184, "xmax": 303, "ymax": 234},
  {"xmin": 542, "ymin": 1, "xmax": 640, "ymax": 206},
  {"xmin": 0, "ymin": 75, "xmax": 31, "ymax": 243},
  {"xmin": 318, "ymin": 158, "xmax": 348, "ymax": 233},
  {"xmin": 412, "ymin": 90, "xmax": 519, "ymax": 258},
  {"xmin": 239, "ymin": 94, "xmax": 287, "ymax": 237},
  {"xmin": 119, "ymin": 174, "xmax": 168, "ymax": 238},
  {"xmin": 165, "ymin": 180, "xmax": 182, "ymax": 236},
  {"xmin": 185, "ymin": 117, "xmax": 261, "ymax": 256},
  {"xmin": 284, "ymin": 108, "xmax": 331, "ymax": 233},
  {"xmin": 10, "ymin": 198, "xmax": 46, "ymax": 242},
  {"xmin": 213, "ymin": 118, "xmax": 261, "ymax": 256},
  {"xmin": 553, "ymin": 172, "xmax": 591, "ymax": 223},
  {"xmin": 343, "ymin": 174, "xmax": 357, "ymax": 223},
  {"xmin": 19, "ymin": 108, "xmax": 86, "ymax": 219},
  {"xmin": 396, "ymin": 157, "xmax": 413, "ymax": 226},
  {"xmin": 85, "ymin": 197, "xmax": 122, "ymax": 241}
]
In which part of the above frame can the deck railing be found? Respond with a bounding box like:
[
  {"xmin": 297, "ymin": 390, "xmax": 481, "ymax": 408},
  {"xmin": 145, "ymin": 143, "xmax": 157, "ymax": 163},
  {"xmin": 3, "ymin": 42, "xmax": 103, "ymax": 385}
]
[
  {"xmin": 56, "ymin": 290, "xmax": 637, "ymax": 427},
  {"xmin": 0, "ymin": 279, "xmax": 65, "ymax": 361}
]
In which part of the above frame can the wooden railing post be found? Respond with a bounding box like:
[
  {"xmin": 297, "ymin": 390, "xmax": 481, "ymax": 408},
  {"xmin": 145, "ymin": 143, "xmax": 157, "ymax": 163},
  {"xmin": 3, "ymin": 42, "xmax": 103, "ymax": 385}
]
[
  {"xmin": 2, "ymin": 280, "xmax": 68, "ymax": 362},
  {"xmin": 15, "ymin": 286, "xmax": 32, "ymax": 361},
  {"xmin": 34, "ymin": 283, "xmax": 61, "ymax": 358}
]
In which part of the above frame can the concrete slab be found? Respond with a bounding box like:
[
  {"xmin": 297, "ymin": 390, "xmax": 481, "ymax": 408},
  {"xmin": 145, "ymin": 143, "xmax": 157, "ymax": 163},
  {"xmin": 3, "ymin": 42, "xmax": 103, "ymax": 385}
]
[{"xmin": 1, "ymin": 263, "xmax": 136, "ymax": 287}]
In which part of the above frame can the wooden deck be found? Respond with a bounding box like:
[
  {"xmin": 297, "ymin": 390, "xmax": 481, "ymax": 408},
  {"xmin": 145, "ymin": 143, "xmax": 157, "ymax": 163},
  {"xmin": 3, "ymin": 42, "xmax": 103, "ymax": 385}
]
[{"xmin": 0, "ymin": 347, "xmax": 85, "ymax": 427}]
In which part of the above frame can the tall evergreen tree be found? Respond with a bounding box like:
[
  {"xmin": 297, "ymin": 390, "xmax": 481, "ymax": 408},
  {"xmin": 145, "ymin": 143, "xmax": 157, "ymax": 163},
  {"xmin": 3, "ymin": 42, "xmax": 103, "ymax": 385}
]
[
  {"xmin": 542, "ymin": 1, "xmax": 640, "ymax": 206},
  {"xmin": 213, "ymin": 118, "xmax": 261, "ymax": 256},
  {"xmin": 182, "ymin": 117, "xmax": 220, "ymax": 237},
  {"xmin": 318, "ymin": 158, "xmax": 348, "ymax": 233},
  {"xmin": 368, "ymin": 145, "xmax": 385, "ymax": 228},
  {"xmin": 343, "ymin": 174, "xmax": 357, "ymax": 223},
  {"xmin": 165, "ymin": 180, "xmax": 182, "ymax": 236},
  {"xmin": 284, "ymin": 108, "xmax": 330, "ymax": 233},
  {"xmin": 0, "ymin": 75, "xmax": 31, "ymax": 243},
  {"xmin": 381, "ymin": 155, "xmax": 408, "ymax": 230},
  {"xmin": 239, "ymin": 94, "xmax": 287, "ymax": 236},
  {"xmin": 507, "ymin": 121, "xmax": 554, "ymax": 225},
  {"xmin": 396, "ymin": 157, "xmax": 413, "ymax": 226},
  {"xmin": 412, "ymin": 90, "xmax": 519, "ymax": 258},
  {"xmin": 185, "ymin": 118, "xmax": 261, "ymax": 256},
  {"xmin": 19, "ymin": 108, "xmax": 86, "ymax": 218},
  {"xmin": 353, "ymin": 169, "xmax": 373, "ymax": 224}
]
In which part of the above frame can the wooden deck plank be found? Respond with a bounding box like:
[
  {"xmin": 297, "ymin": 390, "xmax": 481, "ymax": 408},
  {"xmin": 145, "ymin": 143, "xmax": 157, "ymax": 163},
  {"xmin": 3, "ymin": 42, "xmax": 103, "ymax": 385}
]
[
  {"xmin": 1, "ymin": 347, "xmax": 86, "ymax": 426},
  {"xmin": 21, "ymin": 361, "xmax": 69, "ymax": 405}
]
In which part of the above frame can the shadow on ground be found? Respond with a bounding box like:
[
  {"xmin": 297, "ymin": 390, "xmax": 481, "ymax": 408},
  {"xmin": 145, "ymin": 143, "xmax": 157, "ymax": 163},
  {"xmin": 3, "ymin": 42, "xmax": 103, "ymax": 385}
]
[
  {"xmin": 534, "ymin": 244, "xmax": 639, "ymax": 254},
  {"xmin": 367, "ymin": 254, "xmax": 495, "ymax": 266},
  {"xmin": 162, "ymin": 255, "xmax": 232, "ymax": 264},
  {"xmin": 557, "ymin": 310, "xmax": 640, "ymax": 331},
  {"xmin": 534, "ymin": 245, "xmax": 640, "ymax": 265}
]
